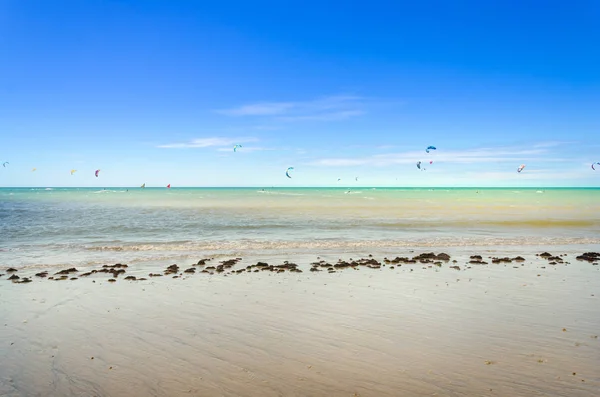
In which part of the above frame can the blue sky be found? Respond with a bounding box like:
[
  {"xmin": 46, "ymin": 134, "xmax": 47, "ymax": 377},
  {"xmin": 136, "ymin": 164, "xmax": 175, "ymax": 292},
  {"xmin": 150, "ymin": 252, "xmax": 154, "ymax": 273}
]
[{"xmin": 1, "ymin": 0, "xmax": 599, "ymax": 187}]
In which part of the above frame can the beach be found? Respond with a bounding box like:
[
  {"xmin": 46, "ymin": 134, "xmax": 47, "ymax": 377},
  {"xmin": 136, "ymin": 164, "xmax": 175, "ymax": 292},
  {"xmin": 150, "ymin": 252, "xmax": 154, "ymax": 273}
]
[{"xmin": 1, "ymin": 187, "xmax": 600, "ymax": 396}]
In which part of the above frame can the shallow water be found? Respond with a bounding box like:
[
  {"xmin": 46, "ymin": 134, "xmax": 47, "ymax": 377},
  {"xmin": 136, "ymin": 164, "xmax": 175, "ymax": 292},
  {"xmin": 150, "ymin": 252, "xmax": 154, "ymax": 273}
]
[{"xmin": 1, "ymin": 187, "xmax": 599, "ymax": 270}]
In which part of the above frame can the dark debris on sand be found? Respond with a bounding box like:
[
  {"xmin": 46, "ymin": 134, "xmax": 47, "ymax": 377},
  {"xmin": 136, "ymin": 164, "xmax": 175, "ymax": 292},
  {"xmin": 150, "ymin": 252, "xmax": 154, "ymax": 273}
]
[
  {"xmin": 7, "ymin": 251, "xmax": 600, "ymax": 284},
  {"xmin": 383, "ymin": 252, "xmax": 451, "ymax": 266},
  {"xmin": 489, "ymin": 256, "xmax": 526, "ymax": 264},
  {"xmin": 164, "ymin": 264, "xmax": 179, "ymax": 275},
  {"xmin": 55, "ymin": 268, "xmax": 78, "ymax": 275},
  {"xmin": 244, "ymin": 261, "xmax": 303, "ymax": 273},
  {"xmin": 576, "ymin": 252, "xmax": 600, "ymax": 263},
  {"xmin": 534, "ymin": 252, "xmax": 569, "ymax": 265}
]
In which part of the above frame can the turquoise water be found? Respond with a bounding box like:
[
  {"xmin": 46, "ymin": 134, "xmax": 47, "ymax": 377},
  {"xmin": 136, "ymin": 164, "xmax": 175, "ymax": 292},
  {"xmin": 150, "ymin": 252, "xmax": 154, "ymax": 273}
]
[{"xmin": 1, "ymin": 187, "xmax": 599, "ymax": 269}]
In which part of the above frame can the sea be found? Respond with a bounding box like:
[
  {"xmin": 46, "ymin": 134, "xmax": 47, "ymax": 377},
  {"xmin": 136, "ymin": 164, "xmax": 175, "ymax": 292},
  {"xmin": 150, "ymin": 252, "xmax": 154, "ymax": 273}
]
[{"xmin": 1, "ymin": 187, "xmax": 599, "ymax": 270}]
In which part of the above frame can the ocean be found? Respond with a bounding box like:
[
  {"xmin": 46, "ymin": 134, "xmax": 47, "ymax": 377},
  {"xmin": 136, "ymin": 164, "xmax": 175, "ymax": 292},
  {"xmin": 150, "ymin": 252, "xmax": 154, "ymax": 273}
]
[{"xmin": 1, "ymin": 187, "xmax": 599, "ymax": 270}]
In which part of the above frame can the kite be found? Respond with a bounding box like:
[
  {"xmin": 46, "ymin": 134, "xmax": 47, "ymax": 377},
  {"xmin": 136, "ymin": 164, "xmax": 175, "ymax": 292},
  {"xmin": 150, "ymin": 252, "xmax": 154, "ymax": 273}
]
[
  {"xmin": 95, "ymin": 169, "xmax": 100, "ymax": 177},
  {"xmin": 32, "ymin": 168, "xmax": 37, "ymax": 172},
  {"xmin": 70, "ymin": 169, "xmax": 77, "ymax": 175},
  {"xmin": 233, "ymin": 144, "xmax": 242, "ymax": 152},
  {"xmin": 286, "ymin": 167, "xmax": 294, "ymax": 178},
  {"xmin": 167, "ymin": 184, "xmax": 171, "ymax": 188},
  {"xmin": 416, "ymin": 161, "xmax": 422, "ymax": 170},
  {"xmin": 592, "ymin": 162, "xmax": 600, "ymax": 171},
  {"xmin": 355, "ymin": 177, "xmax": 358, "ymax": 181},
  {"xmin": 2, "ymin": 162, "xmax": 8, "ymax": 167},
  {"xmin": 337, "ymin": 178, "xmax": 341, "ymax": 182},
  {"xmin": 141, "ymin": 183, "xmax": 146, "ymax": 188},
  {"xmin": 426, "ymin": 146, "xmax": 436, "ymax": 153},
  {"xmin": 517, "ymin": 164, "xmax": 526, "ymax": 173}
]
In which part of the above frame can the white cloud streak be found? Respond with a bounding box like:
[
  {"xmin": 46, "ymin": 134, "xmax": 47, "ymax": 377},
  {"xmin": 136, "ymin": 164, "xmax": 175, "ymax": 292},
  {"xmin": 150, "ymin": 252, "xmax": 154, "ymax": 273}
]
[
  {"xmin": 218, "ymin": 103, "xmax": 295, "ymax": 116},
  {"xmin": 308, "ymin": 146, "xmax": 567, "ymax": 167},
  {"xmin": 277, "ymin": 110, "xmax": 365, "ymax": 122},
  {"xmin": 215, "ymin": 95, "xmax": 365, "ymax": 122},
  {"xmin": 532, "ymin": 140, "xmax": 577, "ymax": 148},
  {"xmin": 215, "ymin": 146, "xmax": 275, "ymax": 153},
  {"xmin": 157, "ymin": 137, "xmax": 258, "ymax": 149}
]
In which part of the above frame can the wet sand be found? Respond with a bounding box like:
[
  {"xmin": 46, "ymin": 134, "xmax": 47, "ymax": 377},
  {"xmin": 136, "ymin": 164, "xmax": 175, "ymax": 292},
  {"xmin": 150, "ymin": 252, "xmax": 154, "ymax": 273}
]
[{"xmin": 1, "ymin": 251, "xmax": 599, "ymax": 396}]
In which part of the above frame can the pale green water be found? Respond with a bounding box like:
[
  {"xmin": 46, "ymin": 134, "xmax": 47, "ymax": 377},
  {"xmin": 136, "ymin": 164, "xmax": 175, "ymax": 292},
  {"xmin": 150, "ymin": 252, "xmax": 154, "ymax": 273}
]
[{"xmin": 1, "ymin": 187, "xmax": 599, "ymax": 269}]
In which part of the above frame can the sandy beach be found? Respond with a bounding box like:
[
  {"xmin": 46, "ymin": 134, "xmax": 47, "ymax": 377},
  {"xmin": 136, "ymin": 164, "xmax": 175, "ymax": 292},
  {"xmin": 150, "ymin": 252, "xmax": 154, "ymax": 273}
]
[{"xmin": 2, "ymin": 249, "xmax": 599, "ymax": 396}]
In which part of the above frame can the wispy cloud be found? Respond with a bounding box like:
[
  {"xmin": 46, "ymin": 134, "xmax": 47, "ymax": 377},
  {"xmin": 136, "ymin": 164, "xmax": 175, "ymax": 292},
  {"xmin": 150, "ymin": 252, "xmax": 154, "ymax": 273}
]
[
  {"xmin": 277, "ymin": 110, "xmax": 365, "ymax": 122},
  {"xmin": 215, "ymin": 95, "xmax": 365, "ymax": 122},
  {"xmin": 532, "ymin": 140, "xmax": 577, "ymax": 148},
  {"xmin": 215, "ymin": 146, "xmax": 275, "ymax": 153},
  {"xmin": 253, "ymin": 125, "xmax": 283, "ymax": 131},
  {"xmin": 157, "ymin": 137, "xmax": 258, "ymax": 149},
  {"xmin": 308, "ymin": 145, "xmax": 566, "ymax": 167},
  {"xmin": 218, "ymin": 103, "xmax": 295, "ymax": 116}
]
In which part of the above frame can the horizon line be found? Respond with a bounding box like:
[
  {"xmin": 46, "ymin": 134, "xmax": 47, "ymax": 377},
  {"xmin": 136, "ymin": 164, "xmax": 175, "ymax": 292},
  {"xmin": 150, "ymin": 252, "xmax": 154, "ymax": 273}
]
[{"xmin": 2, "ymin": 186, "xmax": 599, "ymax": 189}]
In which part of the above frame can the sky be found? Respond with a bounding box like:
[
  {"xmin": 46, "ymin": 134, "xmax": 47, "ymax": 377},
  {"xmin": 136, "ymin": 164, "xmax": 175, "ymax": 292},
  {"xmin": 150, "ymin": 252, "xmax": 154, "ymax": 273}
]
[{"xmin": 0, "ymin": 0, "xmax": 599, "ymax": 187}]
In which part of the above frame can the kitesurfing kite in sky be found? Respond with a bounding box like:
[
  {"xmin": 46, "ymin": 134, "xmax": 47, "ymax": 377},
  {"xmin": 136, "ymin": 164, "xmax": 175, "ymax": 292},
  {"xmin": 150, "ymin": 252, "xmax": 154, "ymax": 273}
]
[
  {"xmin": 592, "ymin": 162, "xmax": 600, "ymax": 171},
  {"xmin": 286, "ymin": 167, "xmax": 294, "ymax": 178},
  {"xmin": 517, "ymin": 164, "xmax": 526, "ymax": 173},
  {"xmin": 416, "ymin": 161, "xmax": 422, "ymax": 170},
  {"xmin": 2, "ymin": 162, "xmax": 8, "ymax": 167},
  {"xmin": 32, "ymin": 168, "xmax": 36, "ymax": 172},
  {"xmin": 426, "ymin": 146, "xmax": 436, "ymax": 153},
  {"xmin": 233, "ymin": 144, "xmax": 242, "ymax": 152},
  {"xmin": 141, "ymin": 183, "xmax": 146, "ymax": 188},
  {"xmin": 166, "ymin": 184, "xmax": 171, "ymax": 188},
  {"xmin": 95, "ymin": 169, "xmax": 100, "ymax": 177},
  {"xmin": 70, "ymin": 169, "xmax": 77, "ymax": 175}
]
